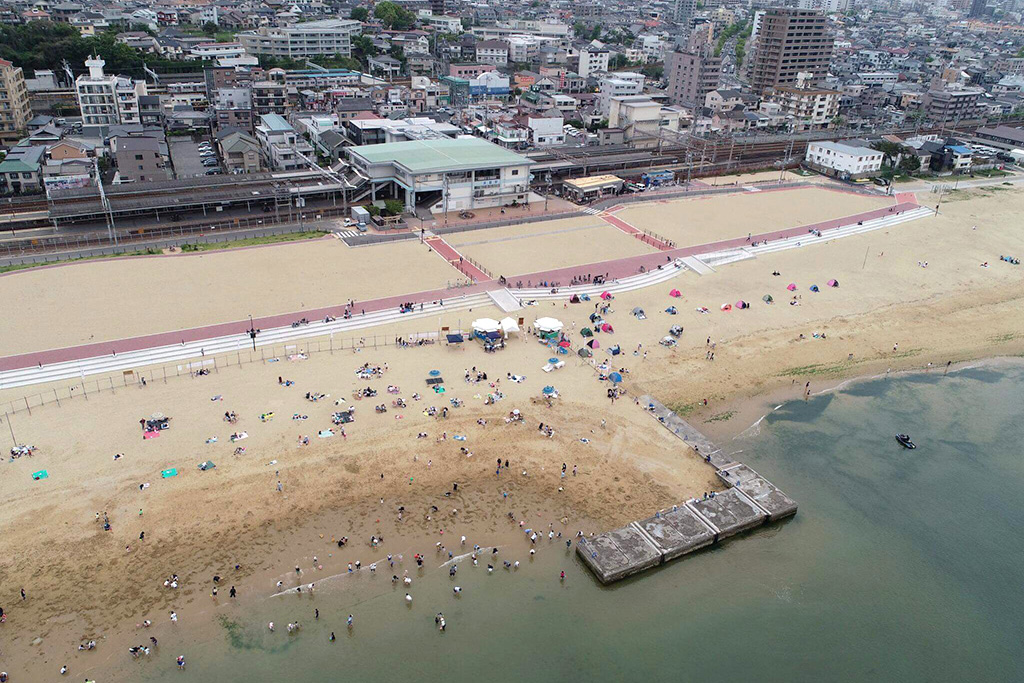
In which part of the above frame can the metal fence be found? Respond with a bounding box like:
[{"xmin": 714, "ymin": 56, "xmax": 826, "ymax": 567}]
[
  {"xmin": 1, "ymin": 206, "xmax": 350, "ymax": 265},
  {"xmin": 0, "ymin": 327, "xmax": 475, "ymax": 439}
]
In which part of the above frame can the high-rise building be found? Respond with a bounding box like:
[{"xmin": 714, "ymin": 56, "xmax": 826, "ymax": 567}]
[
  {"xmin": 674, "ymin": 0, "xmax": 697, "ymax": 25},
  {"xmin": 238, "ymin": 19, "xmax": 361, "ymax": 59},
  {"xmin": 968, "ymin": 0, "xmax": 988, "ymax": 18},
  {"xmin": 748, "ymin": 9, "xmax": 833, "ymax": 95},
  {"xmin": 665, "ymin": 50, "xmax": 721, "ymax": 109},
  {"xmin": 0, "ymin": 58, "xmax": 30, "ymax": 145}
]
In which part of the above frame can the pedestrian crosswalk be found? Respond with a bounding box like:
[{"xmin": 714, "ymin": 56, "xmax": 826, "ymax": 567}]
[
  {"xmin": 581, "ymin": 207, "xmax": 604, "ymax": 216},
  {"xmin": 334, "ymin": 230, "xmax": 358, "ymax": 239}
]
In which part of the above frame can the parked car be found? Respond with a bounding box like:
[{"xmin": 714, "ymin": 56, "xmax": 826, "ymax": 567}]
[
  {"xmin": 200, "ymin": 151, "xmax": 216, "ymax": 158},
  {"xmin": 205, "ymin": 169, "xmax": 222, "ymax": 175}
]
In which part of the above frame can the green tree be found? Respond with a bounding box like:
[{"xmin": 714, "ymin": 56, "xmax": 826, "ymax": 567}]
[
  {"xmin": 374, "ymin": 1, "xmax": 416, "ymax": 30},
  {"xmin": 871, "ymin": 140, "xmax": 903, "ymax": 167},
  {"xmin": 898, "ymin": 155, "xmax": 921, "ymax": 175},
  {"xmin": 351, "ymin": 34, "xmax": 379, "ymax": 68},
  {"xmin": 609, "ymin": 54, "xmax": 629, "ymax": 69},
  {"xmin": 382, "ymin": 199, "xmax": 405, "ymax": 216},
  {"xmin": 349, "ymin": 7, "xmax": 369, "ymax": 22},
  {"xmin": 201, "ymin": 21, "xmax": 218, "ymax": 36}
]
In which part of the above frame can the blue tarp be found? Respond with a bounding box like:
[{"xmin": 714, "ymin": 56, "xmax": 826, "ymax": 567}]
[{"xmin": 446, "ymin": 334, "xmax": 464, "ymax": 343}]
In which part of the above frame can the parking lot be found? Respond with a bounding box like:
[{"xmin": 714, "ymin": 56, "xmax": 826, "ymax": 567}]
[{"xmin": 168, "ymin": 138, "xmax": 220, "ymax": 179}]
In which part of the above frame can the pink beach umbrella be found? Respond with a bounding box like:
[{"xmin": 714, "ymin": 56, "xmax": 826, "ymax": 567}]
[
  {"xmin": 601, "ymin": 323, "xmax": 614, "ymax": 332},
  {"xmin": 786, "ymin": 283, "xmax": 797, "ymax": 291},
  {"xmin": 827, "ymin": 279, "xmax": 839, "ymax": 287},
  {"xmin": 669, "ymin": 289, "xmax": 681, "ymax": 297},
  {"xmin": 600, "ymin": 291, "xmax": 613, "ymax": 300},
  {"xmin": 720, "ymin": 303, "xmax": 732, "ymax": 311}
]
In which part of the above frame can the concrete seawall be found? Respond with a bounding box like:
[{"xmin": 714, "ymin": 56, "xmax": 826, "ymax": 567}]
[{"xmin": 577, "ymin": 396, "xmax": 798, "ymax": 584}]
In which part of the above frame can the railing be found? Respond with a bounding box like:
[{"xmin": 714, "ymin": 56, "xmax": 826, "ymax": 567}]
[{"xmin": 0, "ymin": 328, "xmax": 461, "ymax": 423}]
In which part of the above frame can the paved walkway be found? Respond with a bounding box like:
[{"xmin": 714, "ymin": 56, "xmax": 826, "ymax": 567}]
[
  {"xmin": 0, "ymin": 192, "xmax": 919, "ymax": 372},
  {"xmin": 599, "ymin": 213, "xmax": 674, "ymax": 251},
  {"xmin": 425, "ymin": 236, "xmax": 490, "ymax": 281}
]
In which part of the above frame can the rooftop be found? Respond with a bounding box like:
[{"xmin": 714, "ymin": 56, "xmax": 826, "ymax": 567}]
[{"xmin": 349, "ymin": 137, "xmax": 531, "ymax": 174}]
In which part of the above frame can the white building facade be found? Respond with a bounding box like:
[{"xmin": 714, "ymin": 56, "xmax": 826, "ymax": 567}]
[{"xmin": 805, "ymin": 140, "xmax": 883, "ymax": 178}]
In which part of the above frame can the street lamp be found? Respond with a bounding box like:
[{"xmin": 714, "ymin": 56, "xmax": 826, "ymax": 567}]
[{"xmin": 247, "ymin": 315, "xmax": 259, "ymax": 351}]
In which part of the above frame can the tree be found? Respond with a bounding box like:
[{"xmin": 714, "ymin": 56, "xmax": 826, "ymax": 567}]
[
  {"xmin": 351, "ymin": 34, "xmax": 378, "ymax": 67},
  {"xmin": 373, "ymin": 1, "xmax": 416, "ymax": 30},
  {"xmin": 898, "ymin": 154, "xmax": 921, "ymax": 175},
  {"xmin": 609, "ymin": 54, "xmax": 629, "ymax": 69},
  {"xmin": 201, "ymin": 22, "xmax": 218, "ymax": 36},
  {"xmin": 349, "ymin": 7, "xmax": 369, "ymax": 22},
  {"xmin": 871, "ymin": 140, "xmax": 903, "ymax": 167},
  {"xmin": 382, "ymin": 199, "xmax": 405, "ymax": 216}
]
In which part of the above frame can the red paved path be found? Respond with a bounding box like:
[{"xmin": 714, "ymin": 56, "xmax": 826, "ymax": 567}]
[
  {"xmin": 0, "ymin": 193, "xmax": 918, "ymax": 372},
  {"xmin": 426, "ymin": 236, "xmax": 490, "ymax": 282},
  {"xmin": 599, "ymin": 213, "xmax": 674, "ymax": 251}
]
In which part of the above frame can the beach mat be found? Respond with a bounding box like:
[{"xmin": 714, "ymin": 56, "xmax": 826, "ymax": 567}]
[
  {"xmin": 318, "ymin": 430, "xmax": 335, "ymax": 438},
  {"xmin": 425, "ymin": 377, "xmax": 444, "ymax": 386},
  {"xmin": 32, "ymin": 469, "xmax": 48, "ymax": 480},
  {"xmin": 143, "ymin": 430, "xmax": 161, "ymax": 439},
  {"xmin": 161, "ymin": 468, "xmax": 178, "ymax": 478}
]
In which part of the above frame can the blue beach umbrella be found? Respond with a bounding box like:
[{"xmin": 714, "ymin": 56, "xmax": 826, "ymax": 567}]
[
  {"xmin": 609, "ymin": 372, "xmax": 623, "ymax": 384},
  {"xmin": 543, "ymin": 386, "xmax": 556, "ymax": 395},
  {"xmin": 429, "ymin": 370, "xmax": 441, "ymax": 376}
]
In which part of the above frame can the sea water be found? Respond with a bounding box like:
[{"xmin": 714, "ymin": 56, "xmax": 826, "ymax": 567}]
[{"xmin": 131, "ymin": 364, "xmax": 1024, "ymax": 682}]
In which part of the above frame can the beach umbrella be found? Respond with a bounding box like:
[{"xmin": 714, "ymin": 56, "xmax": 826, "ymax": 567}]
[
  {"xmin": 786, "ymin": 283, "xmax": 797, "ymax": 291},
  {"xmin": 600, "ymin": 291, "xmax": 613, "ymax": 300},
  {"xmin": 809, "ymin": 284, "xmax": 820, "ymax": 292},
  {"xmin": 471, "ymin": 318, "xmax": 500, "ymax": 333},
  {"xmin": 587, "ymin": 339, "xmax": 600, "ymax": 349},
  {"xmin": 736, "ymin": 300, "xmax": 747, "ymax": 308},
  {"xmin": 549, "ymin": 358, "xmax": 559, "ymax": 364},
  {"xmin": 535, "ymin": 317, "xmax": 564, "ymax": 333},
  {"xmin": 542, "ymin": 385, "xmax": 556, "ymax": 395},
  {"xmin": 721, "ymin": 303, "xmax": 732, "ymax": 311},
  {"xmin": 609, "ymin": 372, "xmax": 623, "ymax": 384},
  {"xmin": 828, "ymin": 279, "xmax": 839, "ymax": 287},
  {"xmin": 669, "ymin": 289, "xmax": 681, "ymax": 297},
  {"xmin": 762, "ymin": 294, "xmax": 774, "ymax": 303},
  {"xmin": 558, "ymin": 341, "xmax": 571, "ymax": 348},
  {"xmin": 578, "ymin": 347, "xmax": 592, "ymax": 358},
  {"xmin": 632, "ymin": 307, "xmax": 642, "ymax": 314},
  {"xmin": 429, "ymin": 370, "xmax": 441, "ymax": 376}
]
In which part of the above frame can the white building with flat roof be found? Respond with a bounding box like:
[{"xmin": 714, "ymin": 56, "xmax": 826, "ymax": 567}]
[
  {"xmin": 75, "ymin": 56, "xmax": 148, "ymax": 126},
  {"xmin": 346, "ymin": 136, "xmax": 534, "ymax": 214},
  {"xmin": 805, "ymin": 140, "xmax": 883, "ymax": 178},
  {"xmin": 239, "ymin": 20, "xmax": 361, "ymax": 59}
]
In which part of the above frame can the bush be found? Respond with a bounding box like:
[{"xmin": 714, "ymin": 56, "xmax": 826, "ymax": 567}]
[
  {"xmin": 366, "ymin": 204, "xmax": 381, "ymax": 217},
  {"xmin": 383, "ymin": 199, "xmax": 405, "ymax": 216}
]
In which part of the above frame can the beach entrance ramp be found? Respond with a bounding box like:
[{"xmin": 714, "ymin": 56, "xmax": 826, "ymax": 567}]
[
  {"xmin": 487, "ymin": 288, "xmax": 524, "ymax": 313},
  {"xmin": 680, "ymin": 256, "xmax": 715, "ymax": 276}
]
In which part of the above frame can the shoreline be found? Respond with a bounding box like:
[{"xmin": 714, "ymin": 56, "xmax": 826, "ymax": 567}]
[{"xmin": 697, "ymin": 353, "xmax": 1024, "ymax": 448}]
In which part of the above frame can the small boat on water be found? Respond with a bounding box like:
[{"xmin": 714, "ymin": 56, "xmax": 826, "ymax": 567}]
[{"xmin": 895, "ymin": 434, "xmax": 916, "ymax": 449}]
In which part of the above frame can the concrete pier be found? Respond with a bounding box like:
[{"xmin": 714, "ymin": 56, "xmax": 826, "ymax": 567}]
[{"xmin": 577, "ymin": 397, "xmax": 798, "ymax": 584}]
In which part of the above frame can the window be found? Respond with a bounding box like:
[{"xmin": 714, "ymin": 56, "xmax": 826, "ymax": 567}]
[{"xmin": 511, "ymin": 169, "xmax": 519, "ymax": 176}]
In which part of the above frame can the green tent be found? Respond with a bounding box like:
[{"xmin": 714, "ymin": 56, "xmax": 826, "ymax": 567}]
[{"xmin": 580, "ymin": 327, "xmax": 593, "ymax": 337}]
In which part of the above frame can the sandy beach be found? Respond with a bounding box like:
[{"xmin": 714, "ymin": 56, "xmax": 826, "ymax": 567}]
[{"xmin": 1, "ymin": 178, "xmax": 1023, "ymax": 680}]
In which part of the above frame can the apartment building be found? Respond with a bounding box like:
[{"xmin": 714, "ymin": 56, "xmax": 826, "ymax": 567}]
[
  {"xmin": 922, "ymin": 88, "xmax": 982, "ymax": 123},
  {"xmin": 748, "ymin": 9, "xmax": 833, "ymax": 95},
  {"xmin": 578, "ymin": 47, "xmax": 610, "ymax": 78},
  {"xmin": 254, "ymin": 113, "xmax": 312, "ymax": 171},
  {"xmin": 239, "ymin": 19, "xmax": 360, "ymax": 59},
  {"xmin": 770, "ymin": 82, "xmax": 840, "ymax": 131},
  {"xmin": 75, "ymin": 56, "xmax": 148, "ymax": 126},
  {"xmin": 0, "ymin": 58, "xmax": 30, "ymax": 145},
  {"xmin": 665, "ymin": 50, "xmax": 721, "ymax": 109}
]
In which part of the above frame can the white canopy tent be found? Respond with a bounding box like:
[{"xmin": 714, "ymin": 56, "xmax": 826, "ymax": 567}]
[
  {"xmin": 500, "ymin": 317, "xmax": 520, "ymax": 338},
  {"xmin": 471, "ymin": 318, "xmax": 501, "ymax": 333},
  {"xmin": 534, "ymin": 317, "xmax": 564, "ymax": 333}
]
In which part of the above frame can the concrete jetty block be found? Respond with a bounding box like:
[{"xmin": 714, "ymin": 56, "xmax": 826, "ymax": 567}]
[
  {"xmin": 718, "ymin": 464, "xmax": 798, "ymax": 521},
  {"xmin": 576, "ymin": 525, "xmax": 662, "ymax": 584},
  {"xmin": 688, "ymin": 488, "xmax": 767, "ymax": 541},
  {"xmin": 635, "ymin": 506, "xmax": 716, "ymax": 561}
]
